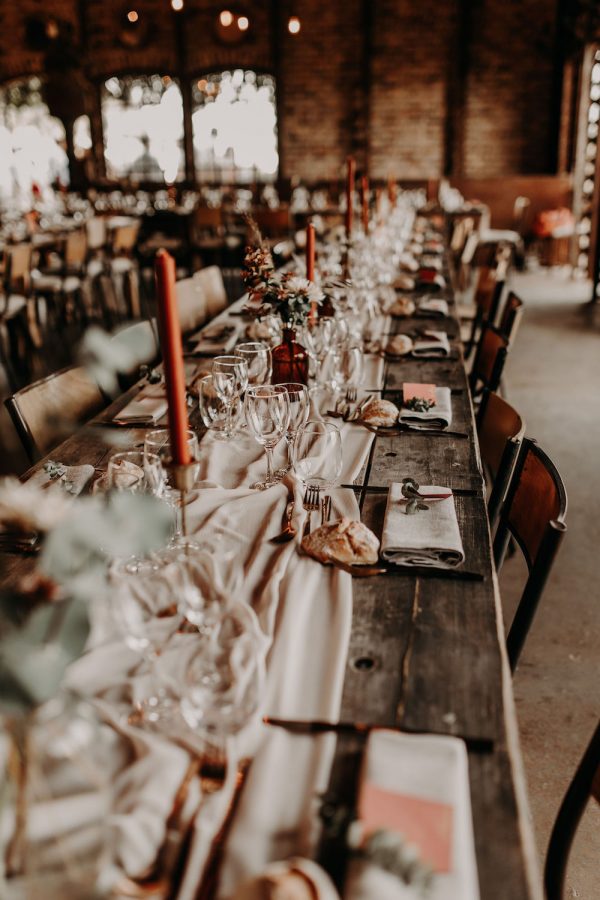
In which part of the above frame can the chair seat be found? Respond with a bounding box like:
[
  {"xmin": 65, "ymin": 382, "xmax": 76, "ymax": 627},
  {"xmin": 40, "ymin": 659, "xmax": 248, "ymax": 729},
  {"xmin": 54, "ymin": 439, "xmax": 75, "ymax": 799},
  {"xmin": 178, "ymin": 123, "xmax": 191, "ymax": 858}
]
[
  {"xmin": 87, "ymin": 259, "xmax": 105, "ymax": 279},
  {"xmin": 110, "ymin": 257, "xmax": 136, "ymax": 275},
  {"xmin": 32, "ymin": 273, "xmax": 81, "ymax": 293}
]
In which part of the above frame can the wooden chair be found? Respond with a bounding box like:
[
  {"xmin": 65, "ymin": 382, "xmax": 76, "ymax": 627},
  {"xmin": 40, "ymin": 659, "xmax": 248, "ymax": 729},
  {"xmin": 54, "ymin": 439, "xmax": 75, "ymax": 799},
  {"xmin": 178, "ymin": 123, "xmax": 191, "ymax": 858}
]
[
  {"xmin": 0, "ymin": 243, "xmax": 38, "ymax": 390},
  {"xmin": 192, "ymin": 266, "xmax": 228, "ymax": 319},
  {"xmin": 468, "ymin": 325, "xmax": 509, "ymax": 397},
  {"xmin": 477, "ymin": 389, "xmax": 525, "ymax": 529},
  {"xmin": 497, "ymin": 290, "xmax": 525, "ymax": 345},
  {"xmin": 462, "ymin": 252, "xmax": 510, "ymax": 357},
  {"xmin": 5, "ymin": 366, "xmax": 107, "ymax": 464},
  {"xmin": 493, "ymin": 438, "xmax": 567, "ymax": 671},
  {"xmin": 176, "ymin": 278, "xmax": 208, "ymax": 334},
  {"xmin": 545, "ymin": 719, "xmax": 600, "ymax": 900}
]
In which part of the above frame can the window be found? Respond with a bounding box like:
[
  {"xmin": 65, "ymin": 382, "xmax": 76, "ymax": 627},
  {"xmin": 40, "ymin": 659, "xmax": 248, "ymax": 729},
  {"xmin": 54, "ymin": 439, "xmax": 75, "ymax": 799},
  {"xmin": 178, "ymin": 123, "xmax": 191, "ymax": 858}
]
[
  {"xmin": 0, "ymin": 76, "xmax": 69, "ymax": 205},
  {"xmin": 191, "ymin": 70, "xmax": 278, "ymax": 183},
  {"xmin": 101, "ymin": 74, "xmax": 185, "ymax": 183}
]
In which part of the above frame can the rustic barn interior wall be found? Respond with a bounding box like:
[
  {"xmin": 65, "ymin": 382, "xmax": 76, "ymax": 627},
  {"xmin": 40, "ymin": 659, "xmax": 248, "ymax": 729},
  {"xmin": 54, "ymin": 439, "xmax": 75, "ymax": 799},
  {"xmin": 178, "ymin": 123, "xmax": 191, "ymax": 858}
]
[{"xmin": 0, "ymin": 0, "xmax": 563, "ymax": 182}]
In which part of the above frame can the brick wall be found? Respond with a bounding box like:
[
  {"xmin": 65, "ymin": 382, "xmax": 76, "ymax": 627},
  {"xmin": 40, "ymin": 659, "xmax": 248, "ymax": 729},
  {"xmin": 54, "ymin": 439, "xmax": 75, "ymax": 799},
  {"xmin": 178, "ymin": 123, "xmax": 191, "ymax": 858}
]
[{"xmin": 0, "ymin": 0, "xmax": 561, "ymax": 180}]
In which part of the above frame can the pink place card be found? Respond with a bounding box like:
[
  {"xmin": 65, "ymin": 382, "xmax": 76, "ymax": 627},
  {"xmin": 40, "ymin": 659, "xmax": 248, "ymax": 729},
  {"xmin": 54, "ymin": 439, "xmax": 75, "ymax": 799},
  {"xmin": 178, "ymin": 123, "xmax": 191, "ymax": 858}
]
[
  {"xmin": 403, "ymin": 382, "xmax": 437, "ymax": 404},
  {"xmin": 359, "ymin": 782, "xmax": 453, "ymax": 872}
]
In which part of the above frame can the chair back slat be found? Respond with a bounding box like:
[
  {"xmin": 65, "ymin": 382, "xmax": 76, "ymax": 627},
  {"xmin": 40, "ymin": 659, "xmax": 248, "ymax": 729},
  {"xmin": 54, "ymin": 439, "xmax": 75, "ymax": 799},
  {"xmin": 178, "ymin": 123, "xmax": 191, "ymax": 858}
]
[
  {"xmin": 469, "ymin": 325, "xmax": 509, "ymax": 394},
  {"xmin": 5, "ymin": 243, "xmax": 33, "ymax": 293},
  {"xmin": 112, "ymin": 223, "xmax": 140, "ymax": 254},
  {"xmin": 193, "ymin": 266, "xmax": 227, "ymax": 318},
  {"xmin": 65, "ymin": 229, "xmax": 88, "ymax": 269},
  {"xmin": 86, "ymin": 216, "xmax": 107, "ymax": 251},
  {"xmin": 498, "ymin": 290, "xmax": 524, "ymax": 344},
  {"xmin": 504, "ymin": 442, "xmax": 566, "ymax": 568},
  {"xmin": 477, "ymin": 390, "xmax": 525, "ymax": 528},
  {"xmin": 5, "ymin": 366, "xmax": 106, "ymax": 463}
]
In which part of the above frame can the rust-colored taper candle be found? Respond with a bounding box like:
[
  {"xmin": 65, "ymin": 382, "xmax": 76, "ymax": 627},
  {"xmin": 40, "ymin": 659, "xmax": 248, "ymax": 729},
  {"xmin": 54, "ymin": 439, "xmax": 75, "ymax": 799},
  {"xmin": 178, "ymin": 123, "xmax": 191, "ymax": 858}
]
[
  {"xmin": 306, "ymin": 221, "xmax": 317, "ymax": 323},
  {"xmin": 154, "ymin": 249, "xmax": 191, "ymax": 466},
  {"xmin": 345, "ymin": 156, "xmax": 355, "ymax": 240},
  {"xmin": 361, "ymin": 175, "xmax": 369, "ymax": 233}
]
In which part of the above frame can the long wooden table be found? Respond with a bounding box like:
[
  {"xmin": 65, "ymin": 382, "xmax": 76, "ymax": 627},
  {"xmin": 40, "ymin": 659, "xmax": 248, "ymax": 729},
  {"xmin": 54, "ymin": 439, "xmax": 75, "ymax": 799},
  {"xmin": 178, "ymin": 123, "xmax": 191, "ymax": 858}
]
[{"xmin": 0, "ymin": 240, "xmax": 542, "ymax": 899}]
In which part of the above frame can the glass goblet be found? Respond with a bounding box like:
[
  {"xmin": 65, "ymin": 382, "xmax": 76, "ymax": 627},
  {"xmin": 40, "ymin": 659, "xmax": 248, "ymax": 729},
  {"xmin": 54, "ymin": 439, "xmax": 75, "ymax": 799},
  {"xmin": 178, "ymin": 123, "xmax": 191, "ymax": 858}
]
[
  {"xmin": 275, "ymin": 382, "xmax": 310, "ymax": 477},
  {"xmin": 244, "ymin": 384, "xmax": 290, "ymax": 490},
  {"xmin": 294, "ymin": 420, "xmax": 343, "ymax": 493},
  {"xmin": 198, "ymin": 374, "xmax": 242, "ymax": 440},
  {"xmin": 213, "ymin": 355, "xmax": 249, "ymax": 439},
  {"xmin": 331, "ymin": 345, "xmax": 364, "ymax": 395},
  {"xmin": 234, "ymin": 341, "xmax": 272, "ymax": 385}
]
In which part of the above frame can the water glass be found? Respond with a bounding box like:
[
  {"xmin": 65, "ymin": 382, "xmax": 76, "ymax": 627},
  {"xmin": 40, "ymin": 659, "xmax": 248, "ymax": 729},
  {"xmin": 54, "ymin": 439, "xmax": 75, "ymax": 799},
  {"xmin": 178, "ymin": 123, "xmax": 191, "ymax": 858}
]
[
  {"xmin": 294, "ymin": 420, "xmax": 343, "ymax": 489},
  {"xmin": 276, "ymin": 382, "xmax": 310, "ymax": 474},
  {"xmin": 107, "ymin": 450, "xmax": 164, "ymax": 496},
  {"xmin": 198, "ymin": 374, "xmax": 242, "ymax": 439},
  {"xmin": 213, "ymin": 355, "xmax": 249, "ymax": 439},
  {"xmin": 244, "ymin": 384, "xmax": 290, "ymax": 490},
  {"xmin": 235, "ymin": 341, "xmax": 272, "ymax": 385}
]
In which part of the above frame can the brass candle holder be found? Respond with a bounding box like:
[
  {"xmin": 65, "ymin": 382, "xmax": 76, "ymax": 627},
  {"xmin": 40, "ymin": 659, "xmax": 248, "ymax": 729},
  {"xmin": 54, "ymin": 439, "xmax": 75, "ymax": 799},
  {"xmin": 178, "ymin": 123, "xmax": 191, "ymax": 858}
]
[{"xmin": 167, "ymin": 460, "xmax": 198, "ymax": 538}]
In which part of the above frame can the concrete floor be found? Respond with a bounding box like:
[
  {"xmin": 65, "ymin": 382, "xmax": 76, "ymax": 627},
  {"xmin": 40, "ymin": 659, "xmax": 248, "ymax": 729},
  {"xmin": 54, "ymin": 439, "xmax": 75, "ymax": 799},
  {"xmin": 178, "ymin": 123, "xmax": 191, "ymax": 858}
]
[{"xmin": 499, "ymin": 268, "xmax": 600, "ymax": 898}]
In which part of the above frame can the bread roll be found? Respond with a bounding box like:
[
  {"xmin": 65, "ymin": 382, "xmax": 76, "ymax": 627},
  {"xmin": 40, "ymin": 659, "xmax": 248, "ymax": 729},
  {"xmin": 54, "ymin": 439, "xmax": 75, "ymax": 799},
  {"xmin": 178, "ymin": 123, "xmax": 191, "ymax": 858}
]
[
  {"xmin": 393, "ymin": 274, "xmax": 416, "ymax": 292},
  {"xmin": 385, "ymin": 334, "xmax": 413, "ymax": 357},
  {"xmin": 360, "ymin": 398, "xmax": 399, "ymax": 427},
  {"xmin": 389, "ymin": 296, "xmax": 416, "ymax": 317},
  {"xmin": 302, "ymin": 518, "xmax": 380, "ymax": 566}
]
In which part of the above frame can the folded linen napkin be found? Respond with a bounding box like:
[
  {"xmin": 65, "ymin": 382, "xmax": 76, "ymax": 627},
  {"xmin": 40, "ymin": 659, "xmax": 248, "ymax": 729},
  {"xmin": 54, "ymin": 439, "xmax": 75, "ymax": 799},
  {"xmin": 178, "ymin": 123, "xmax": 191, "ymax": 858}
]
[
  {"xmin": 28, "ymin": 460, "xmax": 96, "ymax": 495},
  {"xmin": 190, "ymin": 321, "xmax": 240, "ymax": 355},
  {"xmin": 380, "ymin": 483, "xmax": 464, "ymax": 568},
  {"xmin": 417, "ymin": 298, "xmax": 449, "ymax": 318},
  {"xmin": 115, "ymin": 385, "xmax": 168, "ymax": 425},
  {"xmin": 344, "ymin": 729, "xmax": 479, "ymax": 900},
  {"xmin": 412, "ymin": 331, "xmax": 451, "ymax": 358},
  {"xmin": 399, "ymin": 386, "xmax": 452, "ymax": 430}
]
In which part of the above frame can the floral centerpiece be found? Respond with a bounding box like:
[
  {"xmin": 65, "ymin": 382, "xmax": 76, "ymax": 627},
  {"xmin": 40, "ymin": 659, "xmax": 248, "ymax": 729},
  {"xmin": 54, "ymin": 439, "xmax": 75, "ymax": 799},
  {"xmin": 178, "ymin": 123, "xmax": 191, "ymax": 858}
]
[{"xmin": 242, "ymin": 222, "xmax": 324, "ymax": 383}]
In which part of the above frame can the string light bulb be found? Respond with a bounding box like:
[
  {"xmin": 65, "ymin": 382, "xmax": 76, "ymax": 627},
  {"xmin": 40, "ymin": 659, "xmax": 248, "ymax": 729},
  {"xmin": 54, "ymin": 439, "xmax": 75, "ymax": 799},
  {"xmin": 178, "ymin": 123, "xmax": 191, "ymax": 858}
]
[
  {"xmin": 127, "ymin": 9, "xmax": 139, "ymax": 23},
  {"xmin": 219, "ymin": 10, "xmax": 233, "ymax": 27},
  {"xmin": 237, "ymin": 15, "xmax": 249, "ymax": 31},
  {"xmin": 288, "ymin": 16, "xmax": 301, "ymax": 34},
  {"xmin": 171, "ymin": 0, "xmax": 184, "ymax": 9}
]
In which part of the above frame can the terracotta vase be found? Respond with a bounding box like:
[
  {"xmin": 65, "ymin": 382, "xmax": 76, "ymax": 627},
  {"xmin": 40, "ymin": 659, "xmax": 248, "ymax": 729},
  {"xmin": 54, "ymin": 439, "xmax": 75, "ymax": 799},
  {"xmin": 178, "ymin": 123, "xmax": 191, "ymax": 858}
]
[{"xmin": 271, "ymin": 326, "xmax": 309, "ymax": 386}]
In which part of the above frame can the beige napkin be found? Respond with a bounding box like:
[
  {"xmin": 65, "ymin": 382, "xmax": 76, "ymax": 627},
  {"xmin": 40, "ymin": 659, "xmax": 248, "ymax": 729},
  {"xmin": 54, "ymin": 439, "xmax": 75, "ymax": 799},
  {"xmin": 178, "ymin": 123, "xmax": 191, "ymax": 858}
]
[
  {"xmin": 116, "ymin": 385, "xmax": 168, "ymax": 424},
  {"xmin": 344, "ymin": 729, "xmax": 479, "ymax": 900},
  {"xmin": 411, "ymin": 331, "xmax": 451, "ymax": 358},
  {"xmin": 380, "ymin": 483, "xmax": 464, "ymax": 568},
  {"xmin": 417, "ymin": 298, "xmax": 449, "ymax": 318},
  {"xmin": 191, "ymin": 321, "xmax": 240, "ymax": 355},
  {"xmin": 27, "ymin": 461, "xmax": 95, "ymax": 495},
  {"xmin": 399, "ymin": 386, "xmax": 452, "ymax": 431}
]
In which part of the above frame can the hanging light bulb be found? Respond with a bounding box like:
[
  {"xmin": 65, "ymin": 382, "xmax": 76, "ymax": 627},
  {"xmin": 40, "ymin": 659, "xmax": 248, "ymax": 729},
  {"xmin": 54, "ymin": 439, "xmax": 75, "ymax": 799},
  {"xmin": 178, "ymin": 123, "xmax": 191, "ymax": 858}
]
[
  {"xmin": 237, "ymin": 15, "xmax": 249, "ymax": 31},
  {"xmin": 219, "ymin": 10, "xmax": 233, "ymax": 27},
  {"xmin": 288, "ymin": 16, "xmax": 301, "ymax": 34},
  {"xmin": 171, "ymin": 0, "xmax": 184, "ymax": 9}
]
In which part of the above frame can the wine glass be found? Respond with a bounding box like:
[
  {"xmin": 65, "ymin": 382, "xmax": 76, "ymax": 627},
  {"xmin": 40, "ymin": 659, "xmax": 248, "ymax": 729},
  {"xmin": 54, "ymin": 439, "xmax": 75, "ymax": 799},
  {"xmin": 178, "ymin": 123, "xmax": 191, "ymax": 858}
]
[
  {"xmin": 107, "ymin": 451, "xmax": 165, "ymax": 496},
  {"xmin": 244, "ymin": 384, "xmax": 290, "ymax": 490},
  {"xmin": 275, "ymin": 383, "xmax": 310, "ymax": 476},
  {"xmin": 331, "ymin": 346, "xmax": 364, "ymax": 394},
  {"xmin": 294, "ymin": 421, "xmax": 343, "ymax": 498},
  {"xmin": 234, "ymin": 342, "xmax": 272, "ymax": 385},
  {"xmin": 144, "ymin": 430, "xmax": 201, "ymax": 538},
  {"xmin": 198, "ymin": 374, "xmax": 242, "ymax": 440},
  {"xmin": 212, "ymin": 355, "xmax": 248, "ymax": 439}
]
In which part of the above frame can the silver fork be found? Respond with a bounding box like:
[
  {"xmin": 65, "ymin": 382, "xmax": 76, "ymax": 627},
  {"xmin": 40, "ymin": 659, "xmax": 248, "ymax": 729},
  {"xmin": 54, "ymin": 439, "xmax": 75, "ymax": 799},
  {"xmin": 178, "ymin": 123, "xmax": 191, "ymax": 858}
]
[
  {"xmin": 345, "ymin": 386, "xmax": 357, "ymax": 403},
  {"xmin": 302, "ymin": 485, "xmax": 322, "ymax": 537}
]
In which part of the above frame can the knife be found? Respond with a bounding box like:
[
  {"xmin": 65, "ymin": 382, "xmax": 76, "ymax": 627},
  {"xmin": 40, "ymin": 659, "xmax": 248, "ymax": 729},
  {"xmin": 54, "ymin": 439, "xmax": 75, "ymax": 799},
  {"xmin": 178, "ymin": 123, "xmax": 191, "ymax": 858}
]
[{"xmin": 263, "ymin": 716, "xmax": 494, "ymax": 754}]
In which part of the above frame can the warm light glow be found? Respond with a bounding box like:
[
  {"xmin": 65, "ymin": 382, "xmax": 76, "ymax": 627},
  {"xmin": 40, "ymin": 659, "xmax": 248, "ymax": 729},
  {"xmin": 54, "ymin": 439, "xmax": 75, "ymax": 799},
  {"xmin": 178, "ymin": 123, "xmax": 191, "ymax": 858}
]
[
  {"xmin": 219, "ymin": 10, "xmax": 233, "ymax": 27},
  {"xmin": 237, "ymin": 15, "xmax": 249, "ymax": 31},
  {"xmin": 288, "ymin": 16, "xmax": 301, "ymax": 34},
  {"xmin": 127, "ymin": 10, "xmax": 139, "ymax": 23},
  {"xmin": 171, "ymin": 0, "xmax": 184, "ymax": 9}
]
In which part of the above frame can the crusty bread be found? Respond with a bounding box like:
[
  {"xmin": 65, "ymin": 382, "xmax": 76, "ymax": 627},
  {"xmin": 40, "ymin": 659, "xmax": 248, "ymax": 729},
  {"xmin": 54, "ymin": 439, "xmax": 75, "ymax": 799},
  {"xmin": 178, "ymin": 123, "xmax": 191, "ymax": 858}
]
[
  {"xmin": 392, "ymin": 274, "xmax": 416, "ymax": 292},
  {"xmin": 302, "ymin": 518, "xmax": 380, "ymax": 566},
  {"xmin": 386, "ymin": 334, "xmax": 413, "ymax": 357},
  {"xmin": 389, "ymin": 296, "xmax": 416, "ymax": 317},
  {"xmin": 361, "ymin": 398, "xmax": 399, "ymax": 427}
]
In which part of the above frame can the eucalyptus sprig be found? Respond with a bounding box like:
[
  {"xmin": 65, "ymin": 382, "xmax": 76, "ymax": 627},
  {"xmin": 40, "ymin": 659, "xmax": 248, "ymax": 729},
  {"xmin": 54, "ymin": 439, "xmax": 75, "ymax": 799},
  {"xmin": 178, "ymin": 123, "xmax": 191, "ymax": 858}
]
[
  {"xmin": 401, "ymin": 477, "xmax": 430, "ymax": 516},
  {"xmin": 405, "ymin": 397, "xmax": 436, "ymax": 413}
]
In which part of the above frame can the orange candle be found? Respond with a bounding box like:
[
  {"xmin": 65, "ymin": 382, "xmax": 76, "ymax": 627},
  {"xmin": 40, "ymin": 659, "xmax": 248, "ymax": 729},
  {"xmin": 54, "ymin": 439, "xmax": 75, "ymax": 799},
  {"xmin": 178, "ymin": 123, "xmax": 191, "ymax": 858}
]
[
  {"xmin": 345, "ymin": 156, "xmax": 355, "ymax": 240},
  {"xmin": 387, "ymin": 176, "xmax": 397, "ymax": 206},
  {"xmin": 361, "ymin": 175, "xmax": 369, "ymax": 233},
  {"xmin": 154, "ymin": 249, "xmax": 191, "ymax": 466}
]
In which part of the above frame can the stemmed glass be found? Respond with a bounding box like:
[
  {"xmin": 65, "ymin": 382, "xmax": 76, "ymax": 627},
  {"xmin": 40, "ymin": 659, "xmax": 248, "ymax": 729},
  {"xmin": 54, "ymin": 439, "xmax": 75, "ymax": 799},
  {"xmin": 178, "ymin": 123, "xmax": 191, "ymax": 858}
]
[
  {"xmin": 107, "ymin": 450, "xmax": 165, "ymax": 497},
  {"xmin": 275, "ymin": 383, "xmax": 310, "ymax": 477},
  {"xmin": 212, "ymin": 355, "xmax": 249, "ymax": 439},
  {"xmin": 234, "ymin": 342, "xmax": 272, "ymax": 385},
  {"xmin": 331, "ymin": 346, "xmax": 364, "ymax": 395},
  {"xmin": 294, "ymin": 421, "xmax": 343, "ymax": 502},
  {"xmin": 198, "ymin": 374, "xmax": 242, "ymax": 440},
  {"xmin": 244, "ymin": 384, "xmax": 290, "ymax": 490}
]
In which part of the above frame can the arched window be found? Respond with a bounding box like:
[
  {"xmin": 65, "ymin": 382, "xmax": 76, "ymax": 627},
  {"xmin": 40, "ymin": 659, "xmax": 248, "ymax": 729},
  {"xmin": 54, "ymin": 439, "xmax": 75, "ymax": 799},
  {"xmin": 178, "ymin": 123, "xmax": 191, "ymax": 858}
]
[
  {"xmin": 101, "ymin": 74, "xmax": 185, "ymax": 183},
  {"xmin": 191, "ymin": 70, "xmax": 278, "ymax": 183},
  {"xmin": 0, "ymin": 76, "xmax": 69, "ymax": 205}
]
